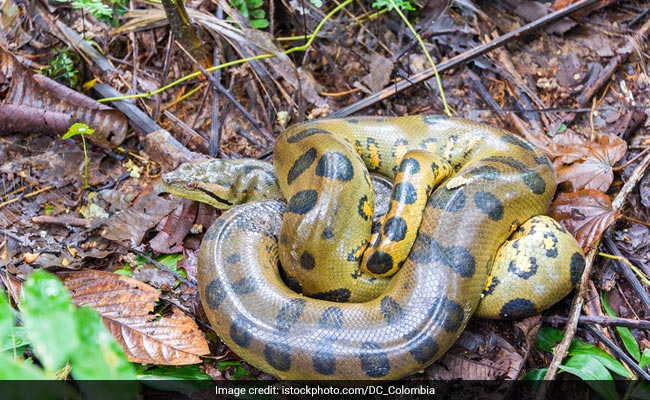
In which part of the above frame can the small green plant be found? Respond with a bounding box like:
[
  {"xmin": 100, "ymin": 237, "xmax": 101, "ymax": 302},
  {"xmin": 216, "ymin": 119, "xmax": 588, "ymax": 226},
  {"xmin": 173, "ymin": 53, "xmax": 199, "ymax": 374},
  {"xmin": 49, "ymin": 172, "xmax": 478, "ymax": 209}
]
[
  {"xmin": 40, "ymin": 49, "xmax": 79, "ymax": 87},
  {"xmin": 54, "ymin": 0, "xmax": 112, "ymax": 20},
  {"xmin": 230, "ymin": 0, "xmax": 269, "ymax": 29},
  {"xmin": 1, "ymin": 270, "xmax": 137, "ymax": 386},
  {"xmin": 525, "ymin": 325, "xmax": 650, "ymax": 400},
  {"xmin": 372, "ymin": 0, "xmax": 415, "ymax": 11},
  {"xmin": 62, "ymin": 123, "xmax": 95, "ymax": 189}
]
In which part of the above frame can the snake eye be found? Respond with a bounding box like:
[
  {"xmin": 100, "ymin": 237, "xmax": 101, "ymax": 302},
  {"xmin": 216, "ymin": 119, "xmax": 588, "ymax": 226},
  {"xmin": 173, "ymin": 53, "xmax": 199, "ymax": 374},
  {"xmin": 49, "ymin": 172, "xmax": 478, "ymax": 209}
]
[{"xmin": 185, "ymin": 180, "xmax": 197, "ymax": 189}]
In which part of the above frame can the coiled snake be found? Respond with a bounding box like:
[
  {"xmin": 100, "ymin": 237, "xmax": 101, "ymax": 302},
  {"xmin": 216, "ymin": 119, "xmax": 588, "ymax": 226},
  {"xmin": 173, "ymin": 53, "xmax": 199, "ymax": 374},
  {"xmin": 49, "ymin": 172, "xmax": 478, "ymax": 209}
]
[{"xmin": 163, "ymin": 116, "xmax": 585, "ymax": 380}]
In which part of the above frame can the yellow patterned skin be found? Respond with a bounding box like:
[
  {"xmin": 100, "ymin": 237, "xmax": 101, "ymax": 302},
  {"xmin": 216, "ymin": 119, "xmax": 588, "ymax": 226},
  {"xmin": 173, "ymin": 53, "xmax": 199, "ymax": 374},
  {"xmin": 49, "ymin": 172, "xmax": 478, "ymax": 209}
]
[{"xmin": 162, "ymin": 116, "xmax": 585, "ymax": 380}]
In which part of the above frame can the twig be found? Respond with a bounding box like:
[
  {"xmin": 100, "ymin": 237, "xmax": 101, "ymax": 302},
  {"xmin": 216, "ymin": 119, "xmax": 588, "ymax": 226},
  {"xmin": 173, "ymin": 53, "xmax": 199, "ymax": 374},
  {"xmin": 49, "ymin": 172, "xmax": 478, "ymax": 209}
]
[
  {"xmin": 329, "ymin": 0, "xmax": 601, "ymax": 117},
  {"xmin": 32, "ymin": 215, "xmax": 98, "ymax": 229},
  {"xmin": 544, "ymin": 314, "xmax": 650, "ymax": 330},
  {"xmin": 0, "ymin": 186, "xmax": 54, "ymax": 210}
]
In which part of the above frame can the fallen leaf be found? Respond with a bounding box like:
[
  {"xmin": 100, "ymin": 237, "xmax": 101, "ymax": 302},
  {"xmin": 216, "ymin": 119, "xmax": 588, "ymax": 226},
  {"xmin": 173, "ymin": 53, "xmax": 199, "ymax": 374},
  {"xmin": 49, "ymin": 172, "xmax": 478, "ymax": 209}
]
[
  {"xmin": 548, "ymin": 189, "xmax": 620, "ymax": 252},
  {"xmin": 58, "ymin": 269, "xmax": 209, "ymax": 365},
  {"xmin": 101, "ymin": 192, "xmax": 180, "ymax": 247},
  {"xmin": 553, "ymin": 132, "xmax": 627, "ymax": 192},
  {"xmin": 362, "ymin": 55, "xmax": 394, "ymax": 93}
]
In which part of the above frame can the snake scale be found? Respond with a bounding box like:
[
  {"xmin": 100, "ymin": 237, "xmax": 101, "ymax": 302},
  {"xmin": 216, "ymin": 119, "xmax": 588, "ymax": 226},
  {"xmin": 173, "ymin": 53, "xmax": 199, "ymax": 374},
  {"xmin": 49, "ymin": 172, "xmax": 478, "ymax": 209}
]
[{"xmin": 163, "ymin": 116, "xmax": 585, "ymax": 380}]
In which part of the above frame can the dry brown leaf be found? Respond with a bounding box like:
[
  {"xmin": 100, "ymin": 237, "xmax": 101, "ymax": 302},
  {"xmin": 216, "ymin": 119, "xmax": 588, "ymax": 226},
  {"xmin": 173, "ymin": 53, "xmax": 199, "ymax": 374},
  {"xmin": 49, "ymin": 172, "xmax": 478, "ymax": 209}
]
[
  {"xmin": 58, "ymin": 269, "xmax": 209, "ymax": 365},
  {"xmin": 0, "ymin": 46, "xmax": 127, "ymax": 148},
  {"xmin": 548, "ymin": 189, "xmax": 620, "ymax": 252},
  {"xmin": 101, "ymin": 192, "xmax": 180, "ymax": 247},
  {"xmin": 553, "ymin": 132, "xmax": 627, "ymax": 192}
]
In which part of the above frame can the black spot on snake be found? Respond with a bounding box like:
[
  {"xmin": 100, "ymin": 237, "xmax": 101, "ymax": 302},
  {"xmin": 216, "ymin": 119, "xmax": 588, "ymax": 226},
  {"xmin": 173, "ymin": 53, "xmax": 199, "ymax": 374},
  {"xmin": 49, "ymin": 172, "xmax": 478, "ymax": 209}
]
[
  {"xmin": 226, "ymin": 253, "xmax": 241, "ymax": 264},
  {"xmin": 286, "ymin": 190, "xmax": 318, "ymax": 215},
  {"xmin": 360, "ymin": 342, "xmax": 391, "ymax": 378},
  {"xmin": 474, "ymin": 191, "xmax": 504, "ymax": 221},
  {"xmin": 570, "ymin": 252, "xmax": 585, "ymax": 286},
  {"xmin": 366, "ymin": 252, "xmax": 394, "ymax": 275},
  {"xmin": 315, "ymin": 151, "xmax": 354, "ymax": 181},
  {"xmin": 499, "ymin": 298, "xmax": 537, "ymax": 318},
  {"xmin": 501, "ymin": 133, "xmax": 535, "ymax": 151},
  {"xmin": 204, "ymin": 280, "xmax": 226, "ymax": 310},
  {"xmin": 482, "ymin": 155, "xmax": 527, "ymax": 172},
  {"xmin": 380, "ymin": 296, "xmax": 403, "ymax": 325},
  {"xmin": 399, "ymin": 157, "xmax": 421, "ymax": 174},
  {"xmin": 403, "ymin": 330, "xmax": 439, "ymax": 364},
  {"xmin": 417, "ymin": 237, "xmax": 476, "ymax": 278},
  {"xmin": 346, "ymin": 118, "xmax": 360, "ymax": 124},
  {"xmin": 286, "ymin": 128, "xmax": 331, "ymax": 143},
  {"xmin": 300, "ymin": 251, "xmax": 316, "ymax": 270},
  {"xmin": 383, "ymin": 216, "xmax": 407, "ymax": 242},
  {"xmin": 422, "ymin": 115, "xmax": 449, "ymax": 124},
  {"xmin": 287, "ymin": 147, "xmax": 317, "ymax": 185},
  {"xmin": 312, "ymin": 344, "xmax": 336, "ymax": 375},
  {"xmin": 313, "ymin": 288, "xmax": 351, "ymax": 303},
  {"xmin": 430, "ymin": 296, "xmax": 465, "ymax": 332},
  {"xmin": 231, "ymin": 277, "xmax": 258, "ymax": 295},
  {"xmin": 522, "ymin": 171, "xmax": 547, "ymax": 195},
  {"xmin": 508, "ymin": 257, "xmax": 539, "ymax": 279},
  {"xmin": 465, "ymin": 165, "xmax": 501, "ymax": 181},
  {"xmin": 230, "ymin": 313, "xmax": 254, "ymax": 348},
  {"xmin": 429, "ymin": 187, "xmax": 465, "ymax": 212},
  {"xmin": 392, "ymin": 182, "xmax": 418, "ymax": 204},
  {"xmin": 357, "ymin": 195, "xmax": 370, "ymax": 220},
  {"xmin": 264, "ymin": 340, "xmax": 292, "ymax": 371},
  {"xmin": 318, "ymin": 307, "xmax": 344, "ymax": 330},
  {"xmin": 276, "ymin": 299, "xmax": 306, "ymax": 332},
  {"xmin": 322, "ymin": 227, "xmax": 334, "ymax": 240}
]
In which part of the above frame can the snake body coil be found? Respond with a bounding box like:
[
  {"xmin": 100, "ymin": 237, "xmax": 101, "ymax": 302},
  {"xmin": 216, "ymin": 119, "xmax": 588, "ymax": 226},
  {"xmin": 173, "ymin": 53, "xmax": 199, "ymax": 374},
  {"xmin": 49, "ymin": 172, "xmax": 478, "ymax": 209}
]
[{"xmin": 163, "ymin": 116, "xmax": 585, "ymax": 380}]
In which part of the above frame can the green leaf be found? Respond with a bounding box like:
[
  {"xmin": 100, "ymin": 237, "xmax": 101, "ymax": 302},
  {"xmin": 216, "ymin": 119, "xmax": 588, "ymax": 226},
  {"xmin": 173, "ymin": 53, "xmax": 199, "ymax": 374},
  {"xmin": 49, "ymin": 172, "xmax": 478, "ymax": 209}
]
[
  {"xmin": 534, "ymin": 326, "xmax": 564, "ymax": 352},
  {"xmin": 560, "ymin": 355, "xmax": 618, "ymax": 400},
  {"xmin": 522, "ymin": 368, "xmax": 547, "ymax": 381},
  {"xmin": 69, "ymin": 306, "xmax": 136, "ymax": 380},
  {"xmin": 62, "ymin": 122, "xmax": 94, "ymax": 140},
  {"xmin": 247, "ymin": 0, "xmax": 263, "ymax": 8},
  {"xmin": 601, "ymin": 291, "xmax": 641, "ymax": 361},
  {"xmin": 20, "ymin": 270, "xmax": 79, "ymax": 373},
  {"xmin": 309, "ymin": 0, "xmax": 322, "ymax": 6},
  {"xmin": 251, "ymin": 18, "xmax": 270, "ymax": 29},
  {"xmin": 640, "ymin": 348, "xmax": 650, "ymax": 369},
  {"xmin": 250, "ymin": 8, "xmax": 266, "ymax": 19},
  {"xmin": 0, "ymin": 290, "xmax": 13, "ymax": 344},
  {"xmin": 569, "ymin": 340, "xmax": 631, "ymax": 378}
]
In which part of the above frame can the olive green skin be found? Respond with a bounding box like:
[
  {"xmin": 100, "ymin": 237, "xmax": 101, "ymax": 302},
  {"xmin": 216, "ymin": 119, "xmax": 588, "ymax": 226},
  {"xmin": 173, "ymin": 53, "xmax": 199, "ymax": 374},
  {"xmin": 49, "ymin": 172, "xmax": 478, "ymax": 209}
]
[{"xmin": 163, "ymin": 115, "xmax": 585, "ymax": 380}]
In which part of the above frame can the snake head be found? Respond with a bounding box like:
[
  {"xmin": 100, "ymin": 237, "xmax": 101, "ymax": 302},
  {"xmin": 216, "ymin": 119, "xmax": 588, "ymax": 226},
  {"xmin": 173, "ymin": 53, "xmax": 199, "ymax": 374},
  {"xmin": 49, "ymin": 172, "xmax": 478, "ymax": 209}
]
[{"xmin": 162, "ymin": 159, "xmax": 283, "ymax": 209}]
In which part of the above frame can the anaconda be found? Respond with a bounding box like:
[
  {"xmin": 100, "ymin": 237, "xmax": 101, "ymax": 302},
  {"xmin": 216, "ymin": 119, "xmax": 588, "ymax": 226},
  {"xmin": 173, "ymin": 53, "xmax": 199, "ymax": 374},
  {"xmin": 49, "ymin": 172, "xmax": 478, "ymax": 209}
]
[{"xmin": 162, "ymin": 115, "xmax": 585, "ymax": 380}]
